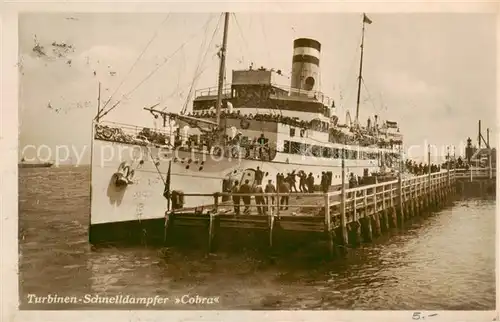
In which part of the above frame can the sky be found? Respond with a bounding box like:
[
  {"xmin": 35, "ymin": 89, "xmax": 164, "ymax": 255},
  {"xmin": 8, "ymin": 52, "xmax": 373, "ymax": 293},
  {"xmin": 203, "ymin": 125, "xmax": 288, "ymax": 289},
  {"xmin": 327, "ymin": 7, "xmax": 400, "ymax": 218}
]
[{"xmin": 18, "ymin": 12, "xmax": 497, "ymax": 164}]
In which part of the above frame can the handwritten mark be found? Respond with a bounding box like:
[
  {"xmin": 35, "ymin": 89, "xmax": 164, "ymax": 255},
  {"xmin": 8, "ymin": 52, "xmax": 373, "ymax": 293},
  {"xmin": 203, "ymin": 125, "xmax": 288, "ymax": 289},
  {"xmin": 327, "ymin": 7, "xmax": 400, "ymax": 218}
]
[{"xmin": 412, "ymin": 312, "xmax": 438, "ymax": 320}]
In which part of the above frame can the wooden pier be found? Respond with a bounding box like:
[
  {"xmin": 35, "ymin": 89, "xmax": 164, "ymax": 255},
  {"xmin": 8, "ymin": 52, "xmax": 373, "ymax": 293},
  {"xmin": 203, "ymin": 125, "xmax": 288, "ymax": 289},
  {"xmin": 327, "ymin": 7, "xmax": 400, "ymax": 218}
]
[
  {"xmin": 161, "ymin": 167, "xmax": 495, "ymax": 257},
  {"xmin": 454, "ymin": 168, "xmax": 496, "ymax": 197}
]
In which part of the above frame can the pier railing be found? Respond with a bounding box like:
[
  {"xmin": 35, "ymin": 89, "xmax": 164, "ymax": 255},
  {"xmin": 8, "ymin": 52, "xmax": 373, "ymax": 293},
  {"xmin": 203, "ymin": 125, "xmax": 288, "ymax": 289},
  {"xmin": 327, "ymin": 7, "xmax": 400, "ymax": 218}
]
[
  {"xmin": 167, "ymin": 168, "xmax": 496, "ymax": 226},
  {"xmin": 160, "ymin": 167, "xmax": 496, "ymax": 255},
  {"xmin": 453, "ymin": 167, "xmax": 496, "ymax": 180},
  {"xmin": 168, "ymin": 170, "xmax": 459, "ymax": 225}
]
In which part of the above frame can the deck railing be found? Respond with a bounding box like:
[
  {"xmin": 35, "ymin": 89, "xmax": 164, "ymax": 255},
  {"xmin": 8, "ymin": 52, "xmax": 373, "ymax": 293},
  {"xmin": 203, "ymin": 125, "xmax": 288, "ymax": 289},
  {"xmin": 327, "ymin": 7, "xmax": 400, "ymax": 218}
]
[
  {"xmin": 194, "ymin": 86, "xmax": 232, "ymax": 98},
  {"xmin": 93, "ymin": 121, "xmax": 172, "ymax": 146},
  {"xmin": 193, "ymin": 83, "xmax": 335, "ymax": 107}
]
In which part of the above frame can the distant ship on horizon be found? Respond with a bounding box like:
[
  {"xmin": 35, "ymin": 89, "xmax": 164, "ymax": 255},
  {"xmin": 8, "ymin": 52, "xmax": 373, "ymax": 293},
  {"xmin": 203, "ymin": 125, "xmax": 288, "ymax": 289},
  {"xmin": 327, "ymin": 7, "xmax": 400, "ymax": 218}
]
[{"xmin": 18, "ymin": 157, "xmax": 54, "ymax": 168}]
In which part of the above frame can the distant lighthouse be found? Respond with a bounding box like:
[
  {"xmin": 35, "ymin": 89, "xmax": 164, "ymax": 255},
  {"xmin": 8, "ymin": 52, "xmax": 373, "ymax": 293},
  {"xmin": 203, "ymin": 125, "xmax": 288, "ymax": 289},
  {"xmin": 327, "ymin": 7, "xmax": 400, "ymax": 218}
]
[{"xmin": 290, "ymin": 38, "xmax": 321, "ymax": 95}]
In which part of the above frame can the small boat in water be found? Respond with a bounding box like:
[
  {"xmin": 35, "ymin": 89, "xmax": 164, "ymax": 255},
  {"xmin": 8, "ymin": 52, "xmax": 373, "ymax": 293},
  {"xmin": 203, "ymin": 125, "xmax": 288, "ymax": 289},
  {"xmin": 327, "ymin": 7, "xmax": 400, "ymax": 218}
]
[{"xmin": 18, "ymin": 158, "xmax": 54, "ymax": 168}]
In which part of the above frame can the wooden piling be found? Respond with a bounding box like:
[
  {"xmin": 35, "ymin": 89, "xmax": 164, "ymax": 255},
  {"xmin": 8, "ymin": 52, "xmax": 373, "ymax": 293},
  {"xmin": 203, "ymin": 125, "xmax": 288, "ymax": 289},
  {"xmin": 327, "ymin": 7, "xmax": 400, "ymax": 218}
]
[
  {"xmin": 340, "ymin": 158, "xmax": 348, "ymax": 246},
  {"xmin": 324, "ymin": 193, "xmax": 334, "ymax": 258},
  {"xmin": 406, "ymin": 201, "xmax": 412, "ymax": 219},
  {"xmin": 432, "ymin": 190, "xmax": 437, "ymax": 210},
  {"xmin": 371, "ymin": 213, "xmax": 382, "ymax": 237},
  {"xmin": 208, "ymin": 212, "xmax": 216, "ymax": 253},
  {"xmin": 348, "ymin": 221, "xmax": 362, "ymax": 247},
  {"xmin": 396, "ymin": 206, "xmax": 404, "ymax": 227},
  {"xmin": 213, "ymin": 193, "xmax": 219, "ymax": 212},
  {"xmin": 398, "ymin": 172, "xmax": 404, "ymax": 226},
  {"xmin": 380, "ymin": 209, "xmax": 389, "ymax": 233},
  {"xmin": 388, "ymin": 207, "xmax": 397, "ymax": 228},
  {"xmin": 268, "ymin": 209, "xmax": 275, "ymax": 248},
  {"xmin": 360, "ymin": 217, "xmax": 373, "ymax": 243}
]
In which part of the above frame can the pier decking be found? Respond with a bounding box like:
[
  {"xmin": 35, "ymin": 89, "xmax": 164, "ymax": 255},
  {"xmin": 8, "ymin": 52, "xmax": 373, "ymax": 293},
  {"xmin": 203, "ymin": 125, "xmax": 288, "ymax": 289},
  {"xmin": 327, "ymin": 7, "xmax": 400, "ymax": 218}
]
[{"xmin": 160, "ymin": 168, "xmax": 495, "ymax": 257}]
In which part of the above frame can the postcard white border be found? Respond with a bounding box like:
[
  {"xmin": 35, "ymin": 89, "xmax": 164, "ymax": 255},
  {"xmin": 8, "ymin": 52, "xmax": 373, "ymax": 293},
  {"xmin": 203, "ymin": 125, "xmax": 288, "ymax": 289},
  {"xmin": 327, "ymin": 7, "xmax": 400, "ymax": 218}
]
[{"xmin": 1, "ymin": 1, "xmax": 498, "ymax": 321}]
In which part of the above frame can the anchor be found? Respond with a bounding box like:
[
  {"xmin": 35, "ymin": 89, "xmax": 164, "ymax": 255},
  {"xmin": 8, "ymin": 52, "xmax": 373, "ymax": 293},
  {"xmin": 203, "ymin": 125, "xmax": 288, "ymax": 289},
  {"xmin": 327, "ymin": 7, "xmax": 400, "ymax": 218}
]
[{"xmin": 113, "ymin": 161, "xmax": 136, "ymax": 187}]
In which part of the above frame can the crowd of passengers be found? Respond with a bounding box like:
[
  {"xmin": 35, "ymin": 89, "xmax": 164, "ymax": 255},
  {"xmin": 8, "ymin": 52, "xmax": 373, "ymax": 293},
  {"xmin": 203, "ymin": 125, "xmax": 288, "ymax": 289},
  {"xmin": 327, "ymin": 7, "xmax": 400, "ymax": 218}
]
[
  {"xmin": 225, "ymin": 160, "xmax": 463, "ymax": 215},
  {"xmin": 404, "ymin": 160, "xmax": 441, "ymax": 175},
  {"xmin": 179, "ymin": 132, "xmax": 274, "ymax": 160},
  {"xmin": 405, "ymin": 157, "xmax": 471, "ymax": 175},
  {"xmin": 97, "ymin": 113, "xmax": 394, "ymax": 152},
  {"xmin": 441, "ymin": 157, "xmax": 471, "ymax": 170},
  {"xmin": 226, "ymin": 168, "xmax": 336, "ymax": 215},
  {"xmin": 225, "ymin": 167, "xmax": 392, "ymax": 215},
  {"xmin": 188, "ymin": 110, "xmax": 330, "ymax": 132},
  {"xmin": 186, "ymin": 110, "xmax": 398, "ymax": 149}
]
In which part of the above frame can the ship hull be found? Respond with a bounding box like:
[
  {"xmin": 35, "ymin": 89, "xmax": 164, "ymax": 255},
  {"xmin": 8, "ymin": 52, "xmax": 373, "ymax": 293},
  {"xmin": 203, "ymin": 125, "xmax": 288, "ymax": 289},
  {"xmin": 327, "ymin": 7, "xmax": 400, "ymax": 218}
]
[
  {"xmin": 89, "ymin": 217, "xmax": 166, "ymax": 246},
  {"xmin": 90, "ymin": 139, "xmax": 382, "ymax": 228}
]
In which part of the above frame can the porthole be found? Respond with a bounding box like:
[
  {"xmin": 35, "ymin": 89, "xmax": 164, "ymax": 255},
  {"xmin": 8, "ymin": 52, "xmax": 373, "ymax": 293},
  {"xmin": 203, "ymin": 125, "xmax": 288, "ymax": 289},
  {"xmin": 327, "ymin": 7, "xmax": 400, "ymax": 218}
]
[{"xmin": 304, "ymin": 76, "xmax": 315, "ymax": 91}]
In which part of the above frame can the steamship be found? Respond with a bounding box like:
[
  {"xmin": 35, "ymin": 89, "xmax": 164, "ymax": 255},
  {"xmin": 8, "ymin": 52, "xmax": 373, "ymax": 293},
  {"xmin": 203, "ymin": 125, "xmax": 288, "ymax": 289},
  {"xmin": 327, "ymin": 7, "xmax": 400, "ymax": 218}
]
[{"xmin": 89, "ymin": 13, "xmax": 403, "ymax": 239}]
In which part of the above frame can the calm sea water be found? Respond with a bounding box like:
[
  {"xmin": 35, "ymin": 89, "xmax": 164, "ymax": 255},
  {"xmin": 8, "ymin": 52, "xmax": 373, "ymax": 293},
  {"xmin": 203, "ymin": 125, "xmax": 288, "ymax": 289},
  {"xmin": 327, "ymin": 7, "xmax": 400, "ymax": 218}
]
[{"xmin": 18, "ymin": 166, "xmax": 496, "ymax": 310}]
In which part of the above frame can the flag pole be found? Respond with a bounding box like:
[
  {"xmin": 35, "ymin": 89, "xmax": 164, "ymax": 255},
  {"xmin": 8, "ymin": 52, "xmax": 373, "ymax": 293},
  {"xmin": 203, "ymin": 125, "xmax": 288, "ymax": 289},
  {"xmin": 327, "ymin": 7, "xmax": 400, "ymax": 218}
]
[{"xmin": 355, "ymin": 13, "xmax": 371, "ymax": 124}]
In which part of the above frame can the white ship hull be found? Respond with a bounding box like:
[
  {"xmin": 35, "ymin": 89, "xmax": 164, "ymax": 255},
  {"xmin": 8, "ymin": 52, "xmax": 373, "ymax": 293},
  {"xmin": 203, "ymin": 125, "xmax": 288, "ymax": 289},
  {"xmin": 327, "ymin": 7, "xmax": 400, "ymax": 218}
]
[{"xmin": 90, "ymin": 138, "xmax": 383, "ymax": 226}]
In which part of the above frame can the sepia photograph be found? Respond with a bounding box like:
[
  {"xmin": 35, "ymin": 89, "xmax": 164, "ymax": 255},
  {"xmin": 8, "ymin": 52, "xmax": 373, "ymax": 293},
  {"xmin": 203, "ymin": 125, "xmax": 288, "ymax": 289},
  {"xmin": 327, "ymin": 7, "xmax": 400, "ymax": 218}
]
[{"xmin": 4, "ymin": 5, "xmax": 497, "ymax": 319}]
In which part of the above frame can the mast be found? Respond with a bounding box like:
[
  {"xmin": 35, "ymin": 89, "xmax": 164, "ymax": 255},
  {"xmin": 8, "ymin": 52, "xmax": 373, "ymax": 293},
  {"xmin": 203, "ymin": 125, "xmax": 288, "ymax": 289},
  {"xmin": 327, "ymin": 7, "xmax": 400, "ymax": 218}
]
[
  {"xmin": 478, "ymin": 120, "xmax": 481, "ymax": 149},
  {"xmin": 355, "ymin": 13, "xmax": 371, "ymax": 124},
  {"xmin": 95, "ymin": 82, "xmax": 101, "ymax": 122},
  {"xmin": 215, "ymin": 12, "xmax": 230, "ymax": 132}
]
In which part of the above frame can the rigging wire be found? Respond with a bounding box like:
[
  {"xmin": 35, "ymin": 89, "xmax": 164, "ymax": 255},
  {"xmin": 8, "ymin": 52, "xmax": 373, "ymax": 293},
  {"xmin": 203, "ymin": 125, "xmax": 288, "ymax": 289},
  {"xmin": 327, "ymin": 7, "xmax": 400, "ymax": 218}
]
[
  {"xmin": 361, "ymin": 78, "xmax": 381, "ymax": 117},
  {"xmin": 176, "ymin": 46, "xmax": 185, "ymax": 98},
  {"xmin": 257, "ymin": 15, "xmax": 281, "ymax": 118},
  {"xmin": 98, "ymin": 14, "xmax": 171, "ymax": 118},
  {"xmin": 178, "ymin": 14, "xmax": 219, "ymax": 113},
  {"xmin": 232, "ymin": 13, "xmax": 252, "ymax": 66},
  {"xmin": 160, "ymin": 62, "xmax": 215, "ymax": 108},
  {"xmin": 158, "ymin": 14, "xmax": 222, "ymax": 114},
  {"xmin": 337, "ymin": 29, "xmax": 363, "ymax": 114},
  {"xmin": 232, "ymin": 13, "xmax": 279, "ymax": 120},
  {"xmin": 179, "ymin": 13, "xmax": 223, "ymax": 115},
  {"xmin": 98, "ymin": 14, "xmax": 218, "ymax": 120},
  {"xmin": 160, "ymin": 13, "xmax": 218, "ymax": 112},
  {"xmin": 258, "ymin": 16, "xmax": 272, "ymax": 68},
  {"xmin": 173, "ymin": 15, "xmax": 216, "ymax": 113},
  {"xmin": 338, "ymin": 77, "xmax": 358, "ymax": 123},
  {"xmin": 232, "ymin": 13, "xmax": 274, "ymax": 125}
]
